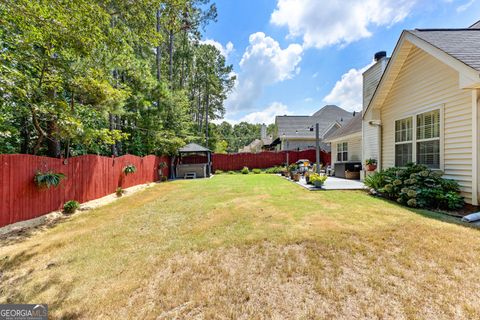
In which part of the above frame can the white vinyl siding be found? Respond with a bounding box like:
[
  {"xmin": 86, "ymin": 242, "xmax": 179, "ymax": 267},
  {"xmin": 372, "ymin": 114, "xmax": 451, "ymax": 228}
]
[
  {"xmin": 330, "ymin": 135, "xmax": 362, "ymax": 167},
  {"xmin": 380, "ymin": 46, "xmax": 473, "ymax": 203}
]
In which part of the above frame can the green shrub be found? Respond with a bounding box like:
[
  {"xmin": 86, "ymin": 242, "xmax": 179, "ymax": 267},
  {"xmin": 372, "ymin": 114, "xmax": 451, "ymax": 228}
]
[
  {"xmin": 215, "ymin": 170, "xmax": 224, "ymax": 175},
  {"xmin": 161, "ymin": 176, "xmax": 168, "ymax": 182},
  {"xmin": 123, "ymin": 164, "xmax": 137, "ymax": 175},
  {"xmin": 287, "ymin": 163, "xmax": 298, "ymax": 173},
  {"xmin": 34, "ymin": 171, "xmax": 66, "ymax": 189},
  {"xmin": 365, "ymin": 163, "xmax": 464, "ymax": 210},
  {"xmin": 63, "ymin": 200, "xmax": 80, "ymax": 214},
  {"xmin": 228, "ymin": 171, "xmax": 235, "ymax": 174},
  {"xmin": 241, "ymin": 167, "xmax": 249, "ymax": 174},
  {"xmin": 116, "ymin": 187, "xmax": 124, "ymax": 197},
  {"xmin": 310, "ymin": 173, "xmax": 327, "ymax": 187},
  {"xmin": 252, "ymin": 168, "xmax": 262, "ymax": 174},
  {"xmin": 265, "ymin": 166, "xmax": 285, "ymax": 174}
]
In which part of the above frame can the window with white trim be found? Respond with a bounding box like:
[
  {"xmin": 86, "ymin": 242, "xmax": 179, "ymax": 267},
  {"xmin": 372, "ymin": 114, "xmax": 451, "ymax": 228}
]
[
  {"xmin": 416, "ymin": 110, "xmax": 440, "ymax": 169},
  {"xmin": 337, "ymin": 142, "xmax": 348, "ymax": 162},
  {"xmin": 395, "ymin": 117, "xmax": 413, "ymax": 167}
]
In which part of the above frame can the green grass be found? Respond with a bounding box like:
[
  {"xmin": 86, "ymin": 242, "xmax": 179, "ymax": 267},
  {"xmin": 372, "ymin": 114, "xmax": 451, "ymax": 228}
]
[{"xmin": 1, "ymin": 175, "xmax": 480, "ymax": 319}]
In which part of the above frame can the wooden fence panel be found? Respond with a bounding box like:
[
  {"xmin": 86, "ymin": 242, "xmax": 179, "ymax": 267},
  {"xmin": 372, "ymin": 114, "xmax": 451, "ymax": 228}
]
[{"xmin": 0, "ymin": 154, "xmax": 169, "ymax": 228}]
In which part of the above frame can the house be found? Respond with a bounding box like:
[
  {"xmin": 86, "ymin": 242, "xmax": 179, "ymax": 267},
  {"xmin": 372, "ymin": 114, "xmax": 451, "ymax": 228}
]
[
  {"xmin": 273, "ymin": 105, "xmax": 353, "ymax": 152},
  {"xmin": 362, "ymin": 20, "xmax": 480, "ymax": 204},
  {"xmin": 238, "ymin": 124, "xmax": 273, "ymax": 153},
  {"xmin": 324, "ymin": 112, "xmax": 362, "ymax": 178}
]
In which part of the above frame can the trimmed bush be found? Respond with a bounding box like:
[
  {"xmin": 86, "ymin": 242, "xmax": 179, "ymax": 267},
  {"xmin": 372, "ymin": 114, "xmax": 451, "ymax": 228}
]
[
  {"xmin": 265, "ymin": 166, "xmax": 285, "ymax": 174},
  {"xmin": 252, "ymin": 168, "xmax": 262, "ymax": 174},
  {"xmin": 63, "ymin": 200, "xmax": 80, "ymax": 214},
  {"xmin": 215, "ymin": 170, "xmax": 224, "ymax": 175},
  {"xmin": 364, "ymin": 163, "xmax": 464, "ymax": 210},
  {"xmin": 228, "ymin": 171, "xmax": 235, "ymax": 174},
  {"xmin": 241, "ymin": 167, "xmax": 249, "ymax": 174}
]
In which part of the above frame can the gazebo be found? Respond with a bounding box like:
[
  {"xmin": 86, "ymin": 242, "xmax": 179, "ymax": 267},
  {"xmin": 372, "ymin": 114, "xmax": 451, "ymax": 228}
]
[{"xmin": 175, "ymin": 143, "xmax": 212, "ymax": 179}]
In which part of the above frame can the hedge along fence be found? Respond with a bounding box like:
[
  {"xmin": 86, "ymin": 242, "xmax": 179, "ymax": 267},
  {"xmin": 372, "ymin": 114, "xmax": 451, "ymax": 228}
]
[
  {"xmin": 0, "ymin": 154, "xmax": 169, "ymax": 228},
  {"xmin": 211, "ymin": 149, "xmax": 331, "ymax": 171}
]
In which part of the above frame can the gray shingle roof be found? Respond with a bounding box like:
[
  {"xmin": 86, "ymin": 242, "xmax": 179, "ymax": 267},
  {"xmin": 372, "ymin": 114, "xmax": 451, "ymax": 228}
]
[
  {"xmin": 275, "ymin": 105, "xmax": 353, "ymax": 138},
  {"xmin": 324, "ymin": 112, "xmax": 362, "ymax": 141},
  {"xmin": 178, "ymin": 143, "xmax": 210, "ymax": 153},
  {"xmin": 409, "ymin": 29, "xmax": 480, "ymax": 72},
  {"xmin": 470, "ymin": 20, "xmax": 480, "ymax": 29}
]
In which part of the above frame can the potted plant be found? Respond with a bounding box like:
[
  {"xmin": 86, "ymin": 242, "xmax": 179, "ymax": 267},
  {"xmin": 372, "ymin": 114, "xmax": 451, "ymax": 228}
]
[
  {"xmin": 365, "ymin": 159, "xmax": 377, "ymax": 171},
  {"xmin": 123, "ymin": 164, "xmax": 137, "ymax": 175},
  {"xmin": 116, "ymin": 187, "xmax": 124, "ymax": 197},
  {"xmin": 310, "ymin": 173, "xmax": 327, "ymax": 188},
  {"xmin": 34, "ymin": 170, "xmax": 66, "ymax": 189},
  {"xmin": 63, "ymin": 200, "xmax": 80, "ymax": 215},
  {"xmin": 288, "ymin": 163, "xmax": 298, "ymax": 179},
  {"xmin": 305, "ymin": 171, "xmax": 312, "ymax": 184}
]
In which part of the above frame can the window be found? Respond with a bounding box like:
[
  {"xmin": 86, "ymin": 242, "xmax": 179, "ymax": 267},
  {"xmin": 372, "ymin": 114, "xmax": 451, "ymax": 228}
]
[
  {"xmin": 416, "ymin": 110, "xmax": 440, "ymax": 168},
  {"xmin": 394, "ymin": 109, "xmax": 441, "ymax": 169},
  {"xmin": 337, "ymin": 142, "xmax": 348, "ymax": 162},
  {"xmin": 395, "ymin": 117, "xmax": 413, "ymax": 167}
]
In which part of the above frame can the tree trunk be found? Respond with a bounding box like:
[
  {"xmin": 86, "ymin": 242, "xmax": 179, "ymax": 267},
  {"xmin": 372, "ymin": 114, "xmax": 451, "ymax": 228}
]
[
  {"xmin": 168, "ymin": 29, "xmax": 174, "ymax": 86},
  {"xmin": 109, "ymin": 113, "xmax": 118, "ymax": 156},
  {"xmin": 46, "ymin": 120, "xmax": 61, "ymax": 158},
  {"xmin": 205, "ymin": 90, "xmax": 210, "ymax": 148},
  {"xmin": 20, "ymin": 116, "xmax": 30, "ymax": 154},
  {"xmin": 156, "ymin": 9, "xmax": 162, "ymax": 84},
  {"xmin": 115, "ymin": 115, "xmax": 123, "ymax": 155}
]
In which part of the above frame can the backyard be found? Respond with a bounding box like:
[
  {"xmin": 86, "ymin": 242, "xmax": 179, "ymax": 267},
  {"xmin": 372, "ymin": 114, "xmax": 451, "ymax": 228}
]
[{"xmin": 1, "ymin": 174, "xmax": 480, "ymax": 319}]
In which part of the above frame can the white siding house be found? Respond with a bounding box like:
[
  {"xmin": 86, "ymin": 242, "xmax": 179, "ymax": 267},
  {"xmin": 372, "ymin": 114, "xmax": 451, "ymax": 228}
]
[{"xmin": 363, "ymin": 26, "xmax": 480, "ymax": 204}]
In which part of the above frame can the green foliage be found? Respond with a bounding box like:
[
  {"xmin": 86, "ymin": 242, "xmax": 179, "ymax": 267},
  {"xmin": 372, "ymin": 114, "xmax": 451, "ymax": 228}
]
[
  {"xmin": 228, "ymin": 171, "xmax": 235, "ymax": 174},
  {"xmin": 365, "ymin": 163, "xmax": 464, "ymax": 210},
  {"xmin": 0, "ymin": 0, "xmax": 234, "ymax": 157},
  {"xmin": 310, "ymin": 173, "xmax": 327, "ymax": 187},
  {"xmin": 265, "ymin": 166, "xmax": 284, "ymax": 174},
  {"xmin": 241, "ymin": 167, "xmax": 249, "ymax": 175},
  {"xmin": 34, "ymin": 171, "xmax": 66, "ymax": 189},
  {"xmin": 215, "ymin": 170, "xmax": 224, "ymax": 175},
  {"xmin": 123, "ymin": 164, "xmax": 137, "ymax": 175},
  {"xmin": 63, "ymin": 200, "xmax": 80, "ymax": 214},
  {"xmin": 365, "ymin": 158, "xmax": 377, "ymax": 165},
  {"xmin": 161, "ymin": 176, "xmax": 168, "ymax": 182},
  {"xmin": 116, "ymin": 187, "xmax": 124, "ymax": 197},
  {"xmin": 252, "ymin": 168, "xmax": 262, "ymax": 174},
  {"xmin": 287, "ymin": 163, "xmax": 298, "ymax": 173}
]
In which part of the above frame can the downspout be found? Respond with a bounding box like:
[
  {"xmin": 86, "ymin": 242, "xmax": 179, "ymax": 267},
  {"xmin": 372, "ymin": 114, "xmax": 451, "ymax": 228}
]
[{"xmin": 473, "ymin": 89, "xmax": 479, "ymax": 205}]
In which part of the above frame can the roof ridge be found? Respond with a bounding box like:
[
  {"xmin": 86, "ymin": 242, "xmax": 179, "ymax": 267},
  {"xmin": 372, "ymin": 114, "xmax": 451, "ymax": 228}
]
[{"xmin": 414, "ymin": 28, "xmax": 480, "ymax": 32}]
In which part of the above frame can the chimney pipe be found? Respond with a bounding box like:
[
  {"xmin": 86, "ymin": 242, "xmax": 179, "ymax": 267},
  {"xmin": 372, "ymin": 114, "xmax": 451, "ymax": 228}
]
[{"xmin": 374, "ymin": 51, "xmax": 387, "ymax": 62}]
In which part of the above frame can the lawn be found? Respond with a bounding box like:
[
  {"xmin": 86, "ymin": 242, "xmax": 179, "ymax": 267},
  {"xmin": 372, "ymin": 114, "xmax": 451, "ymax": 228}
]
[{"xmin": 1, "ymin": 174, "xmax": 480, "ymax": 319}]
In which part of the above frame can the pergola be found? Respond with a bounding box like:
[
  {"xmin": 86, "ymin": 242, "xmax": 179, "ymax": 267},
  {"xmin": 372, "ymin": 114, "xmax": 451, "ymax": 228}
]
[{"xmin": 175, "ymin": 143, "xmax": 212, "ymax": 179}]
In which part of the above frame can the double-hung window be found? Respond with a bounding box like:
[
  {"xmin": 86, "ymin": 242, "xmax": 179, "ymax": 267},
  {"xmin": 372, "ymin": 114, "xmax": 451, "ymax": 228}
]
[
  {"xmin": 394, "ymin": 109, "xmax": 441, "ymax": 169},
  {"xmin": 416, "ymin": 110, "xmax": 440, "ymax": 169},
  {"xmin": 395, "ymin": 117, "xmax": 413, "ymax": 167},
  {"xmin": 337, "ymin": 142, "xmax": 348, "ymax": 162}
]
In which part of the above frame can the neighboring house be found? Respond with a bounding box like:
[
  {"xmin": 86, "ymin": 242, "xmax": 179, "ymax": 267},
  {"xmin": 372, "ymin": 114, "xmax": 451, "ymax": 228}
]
[
  {"xmin": 238, "ymin": 124, "xmax": 273, "ymax": 153},
  {"xmin": 324, "ymin": 112, "xmax": 362, "ymax": 169},
  {"xmin": 274, "ymin": 105, "xmax": 353, "ymax": 152},
  {"xmin": 362, "ymin": 21, "xmax": 480, "ymax": 204}
]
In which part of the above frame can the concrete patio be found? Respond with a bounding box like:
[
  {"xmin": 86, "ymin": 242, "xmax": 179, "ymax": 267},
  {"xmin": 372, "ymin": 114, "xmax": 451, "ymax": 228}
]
[{"xmin": 288, "ymin": 176, "xmax": 366, "ymax": 191}]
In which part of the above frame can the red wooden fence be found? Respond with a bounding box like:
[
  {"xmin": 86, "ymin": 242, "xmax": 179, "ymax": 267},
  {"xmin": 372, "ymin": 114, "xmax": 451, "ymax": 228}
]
[
  {"xmin": 0, "ymin": 154, "xmax": 169, "ymax": 228},
  {"xmin": 212, "ymin": 149, "xmax": 331, "ymax": 171},
  {"xmin": 0, "ymin": 150, "xmax": 330, "ymax": 228}
]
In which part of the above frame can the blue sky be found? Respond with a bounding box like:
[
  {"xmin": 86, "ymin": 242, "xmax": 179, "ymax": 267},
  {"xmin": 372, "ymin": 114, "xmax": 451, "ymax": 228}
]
[{"xmin": 202, "ymin": 0, "xmax": 480, "ymax": 124}]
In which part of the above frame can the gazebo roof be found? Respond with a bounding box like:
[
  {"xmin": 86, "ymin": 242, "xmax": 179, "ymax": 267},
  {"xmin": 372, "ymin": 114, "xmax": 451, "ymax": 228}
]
[{"xmin": 178, "ymin": 143, "xmax": 211, "ymax": 153}]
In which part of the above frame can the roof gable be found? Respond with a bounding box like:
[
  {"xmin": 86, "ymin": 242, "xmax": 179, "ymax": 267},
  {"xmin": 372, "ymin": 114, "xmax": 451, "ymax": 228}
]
[
  {"xmin": 178, "ymin": 143, "xmax": 210, "ymax": 153},
  {"xmin": 324, "ymin": 113, "xmax": 362, "ymax": 141},
  {"xmin": 364, "ymin": 29, "xmax": 480, "ymax": 118}
]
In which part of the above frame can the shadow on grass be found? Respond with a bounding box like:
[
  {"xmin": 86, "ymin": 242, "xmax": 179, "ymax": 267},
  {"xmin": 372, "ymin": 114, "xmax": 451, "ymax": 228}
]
[{"xmin": 370, "ymin": 195, "xmax": 478, "ymax": 230}]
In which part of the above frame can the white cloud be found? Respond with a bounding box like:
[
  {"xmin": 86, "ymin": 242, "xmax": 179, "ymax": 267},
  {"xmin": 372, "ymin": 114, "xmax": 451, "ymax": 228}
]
[
  {"xmin": 226, "ymin": 32, "xmax": 303, "ymax": 111},
  {"xmin": 238, "ymin": 102, "xmax": 290, "ymax": 124},
  {"xmin": 271, "ymin": 0, "xmax": 417, "ymax": 48},
  {"xmin": 456, "ymin": 0, "xmax": 475, "ymax": 12},
  {"xmin": 200, "ymin": 39, "xmax": 234, "ymax": 58},
  {"xmin": 323, "ymin": 63, "xmax": 374, "ymax": 111}
]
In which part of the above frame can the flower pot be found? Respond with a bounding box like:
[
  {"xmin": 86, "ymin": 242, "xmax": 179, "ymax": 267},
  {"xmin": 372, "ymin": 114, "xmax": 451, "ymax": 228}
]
[
  {"xmin": 313, "ymin": 181, "xmax": 324, "ymax": 188},
  {"xmin": 293, "ymin": 174, "xmax": 300, "ymax": 182},
  {"xmin": 365, "ymin": 164, "xmax": 377, "ymax": 172}
]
